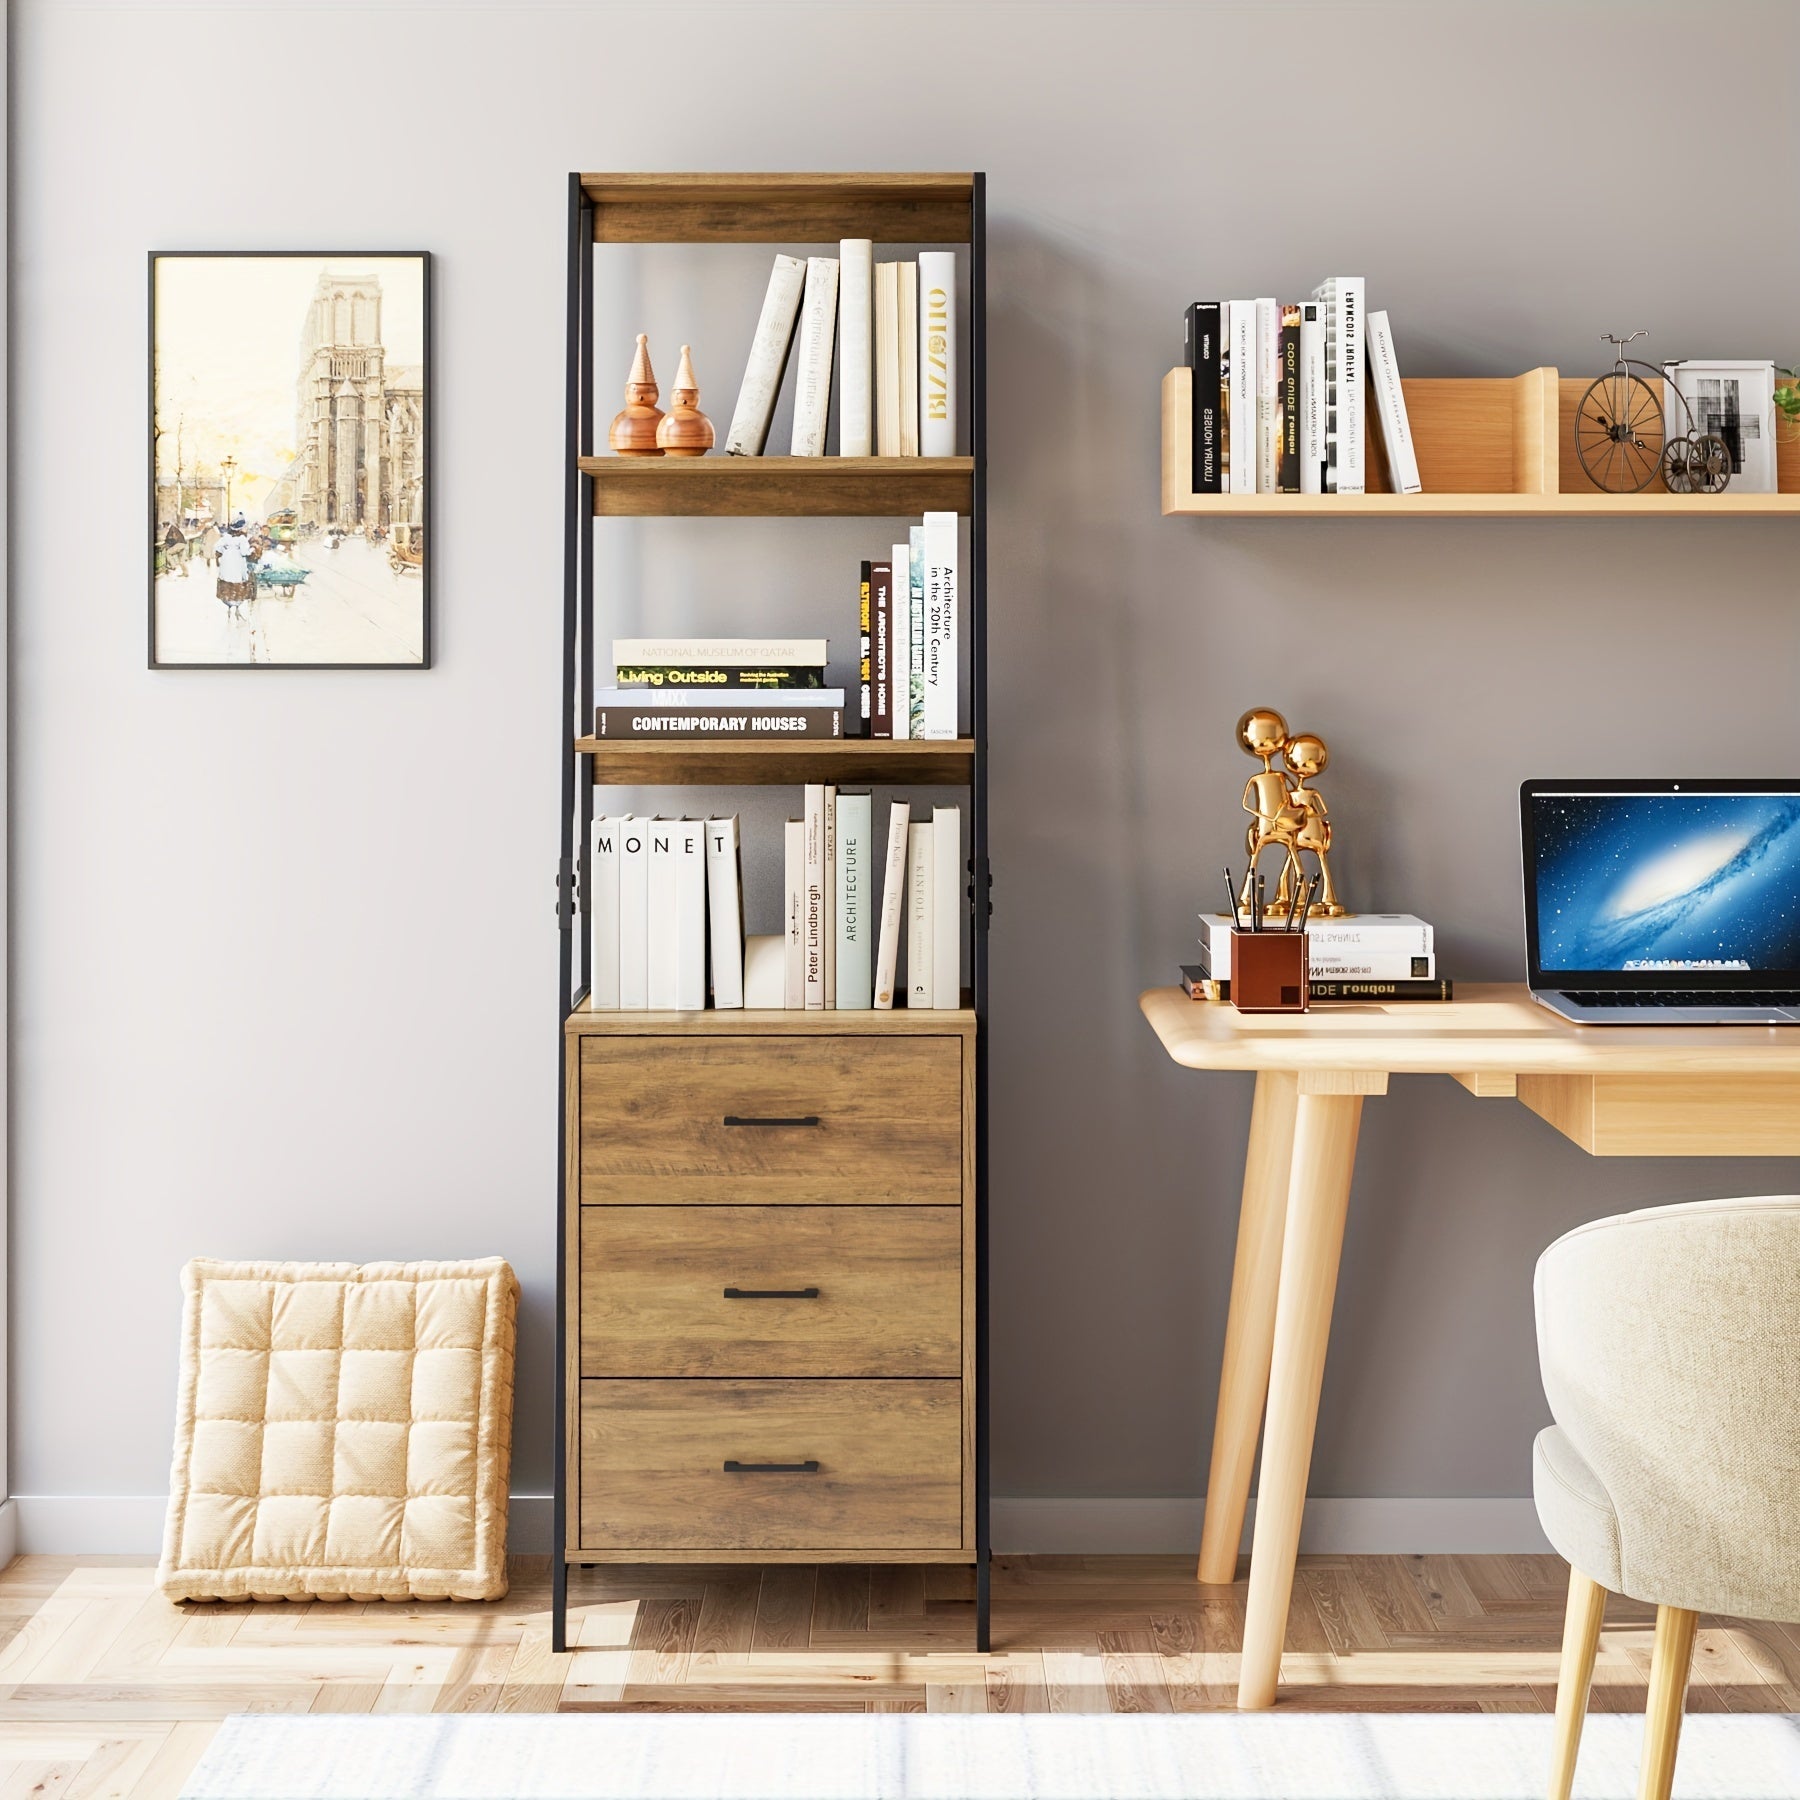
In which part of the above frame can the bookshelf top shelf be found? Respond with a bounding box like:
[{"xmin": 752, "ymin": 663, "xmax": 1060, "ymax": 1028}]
[
  {"xmin": 581, "ymin": 172, "xmax": 977, "ymax": 244},
  {"xmin": 582, "ymin": 455, "xmax": 973, "ymax": 518},
  {"xmin": 566, "ymin": 1000, "xmax": 978, "ymax": 1037}
]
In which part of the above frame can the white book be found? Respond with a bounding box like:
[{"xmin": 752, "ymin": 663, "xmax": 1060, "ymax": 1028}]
[
  {"xmin": 1254, "ymin": 297, "xmax": 1279, "ymax": 494},
  {"xmin": 932, "ymin": 805, "xmax": 961, "ymax": 1010},
  {"xmin": 1228, "ymin": 301, "xmax": 1256, "ymax": 494},
  {"xmin": 588, "ymin": 815, "xmax": 621, "ymax": 1010},
  {"xmin": 1300, "ymin": 302, "xmax": 1326, "ymax": 496},
  {"xmin": 1198, "ymin": 912, "xmax": 1434, "ymax": 963},
  {"xmin": 705, "ymin": 817, "xmax": 744, "ymax": 1009},
  {"xmin": 906, "ymin": 821, "xmax": 934, "ymax": 1010},
  {"xmin": 918, "ymin": 251, "xmax": 957, "ymax": 457},
  {"xmin": 907, "ymin": 527, "xmax": 926, "ymax": 739},
  {"xmin": 645, "ymin": 819, "xmax": 680, "ymax": 1009},
  {"xmin": 803, "ymin": 783, "xmax": 827, "ymax": 1008},
  {"xmin": 1312, "ymin": 277, "xmax": 1366, "ymax": 494},
  {"xmin": 873, "ymin": 800, "xmax": 912, "ymax": 1009},
  {"xmin": 837, "ymin": 239, "xmax": 873, "ymax": 458},
  {"xmin": 784, "ymin": 819, "xmax": 805, "ymax": 1008},
  {"xmin": 673, "ymin": 819, "xmax": 707, "ymax": 1010},
  {"xmin": 874, "ymin": 262, "xmax": 902, "ymax": 456},
  {"xmin": 744, "ymin": 933, "xmax": 785, "ymax": 1009},
  {"xmin": 920, "ymin": 510, "xmax": 958, "ymax": 741},
  {"xmin": 834, "ymin": 791, "xmax": 874, "ymax": 1009},
  {"xmin": 1365, "ymin": 310, "xmax": 1421, "ymax": 495},
  {"xmin": 1200, "ymin": 940, "xmax": 1436, "ymax": 982},
  {"xmin": 890, "ymin": 540, "xmax": 912, "ymax": 741},
  {"xmin": 614, "ymin": 637, "xmax": 829, "ymax": 669},
  {"xmin": 897, "ymin": 261, "xmax": 919, "ymax": 457},
  {"xmin": 725, "ymin": 253, "xmax": 806, "ymax": 457},
  {"xmin": 821, "ymin": 784, "xmax": 837, "ymax": 1004},
  {"xmin": 789, "ymin": 255, "xmax": 839, "ymax": 456},
  {"xmin": 618, "ymin": 815, "xmax": 648, "ymax": 1009},
  {"xmin": 596, "ymin": 686, "xmax": 844, "ymax": 709}
]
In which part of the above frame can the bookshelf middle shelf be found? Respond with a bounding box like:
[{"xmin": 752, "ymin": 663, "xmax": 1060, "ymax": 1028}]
[
  {"xmin": 577, "ymin": 736, "xmax": 975, "ymax": 786},
  {"xmin": 580, "ymin": 455, "xmax": 974, "ymax": 518}
]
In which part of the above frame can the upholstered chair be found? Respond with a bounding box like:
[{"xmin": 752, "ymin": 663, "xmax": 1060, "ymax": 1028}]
[{"xmin": 1533, "ymin": 1195, "xmax": 1800, "ymax": 1800}]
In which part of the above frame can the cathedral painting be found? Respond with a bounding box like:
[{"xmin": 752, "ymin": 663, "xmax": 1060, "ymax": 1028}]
[{"xmin": 150, "ymin": 253, "xmax": 430, "ymax": 667}]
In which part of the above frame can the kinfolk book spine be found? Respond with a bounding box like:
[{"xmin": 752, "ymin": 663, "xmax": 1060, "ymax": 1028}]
[{"xmin": 1184, "ymin": 302, "xmax": 1223, "ymax": 495}]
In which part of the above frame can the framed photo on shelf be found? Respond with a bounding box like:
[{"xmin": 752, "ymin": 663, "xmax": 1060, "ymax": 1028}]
[
  {"xmin": 1663, "ymin": 358, "xmax": 1777, "ymax": 495},
  {"xmin": 149, "ymin": 251, "xmax": 432, "ymax": 668}
]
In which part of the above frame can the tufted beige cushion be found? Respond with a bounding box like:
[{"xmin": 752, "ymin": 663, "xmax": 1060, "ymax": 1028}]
[
  {"xmin": 1533, "ymin": 1196, "xmax": 1800, "ymax": 1621},
  {"xmin": 159, "ymin": 1258, "xmax": 519, "ymax": 1603}
]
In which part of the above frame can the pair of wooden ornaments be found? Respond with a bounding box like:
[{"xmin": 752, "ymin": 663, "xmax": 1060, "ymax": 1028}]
[{"xmin": 609, "ymin": 334, "xmax": 714, "ymax": 456}]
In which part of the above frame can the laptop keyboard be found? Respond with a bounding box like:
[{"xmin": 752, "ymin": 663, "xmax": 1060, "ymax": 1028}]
[{"xmin": 1563, "ymin": 991, "xmax": 1800, "ymax": 1008}]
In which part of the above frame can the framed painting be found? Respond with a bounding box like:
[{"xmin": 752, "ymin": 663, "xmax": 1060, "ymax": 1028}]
[{"xmin": 150, "ymin": 252, "xmax": 431, "ymax": 668}]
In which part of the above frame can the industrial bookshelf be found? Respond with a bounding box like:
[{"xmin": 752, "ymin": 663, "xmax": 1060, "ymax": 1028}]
[
  {"xmin": 1161, "ymin": 366, "xmax": 1800, "ymax": 515},
  {"xmin": 557, "ymin": 172, "xmax": 990, "ymax": 1654}
]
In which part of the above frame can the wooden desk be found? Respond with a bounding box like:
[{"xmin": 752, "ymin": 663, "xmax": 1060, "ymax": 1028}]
[{"xmin": 1140, "ymin": 982, "xmax": 1800, "ymax": 1710}]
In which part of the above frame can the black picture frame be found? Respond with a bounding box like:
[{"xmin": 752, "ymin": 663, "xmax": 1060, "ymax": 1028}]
[{"xmin": 148, "ymin": 250, "xmax": 433, "ymax": 670}]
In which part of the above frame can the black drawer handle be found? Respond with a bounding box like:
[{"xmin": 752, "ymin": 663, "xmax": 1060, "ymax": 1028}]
[
  {"xmin": 722, "ymin": 1285, "xmax": 821, "ymax": 1300},
  {"xmin": 722, "ymin": 1459, "xmax": 820, "ymax": 1475},
  {"xmin": 721, "ymin": 1114, "xmax": 820, "ymax": 1128}
]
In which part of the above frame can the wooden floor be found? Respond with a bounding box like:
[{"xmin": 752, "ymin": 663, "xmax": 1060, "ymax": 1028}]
[{"xmin": 5, "ymin": 1552, "xmax": 1800, "ymax": 1796}]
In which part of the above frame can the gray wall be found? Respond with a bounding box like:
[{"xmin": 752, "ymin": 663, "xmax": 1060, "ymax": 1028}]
[{"xmin": 13, "ymin": 0, "xmax": 1800, "ymax": 1540}]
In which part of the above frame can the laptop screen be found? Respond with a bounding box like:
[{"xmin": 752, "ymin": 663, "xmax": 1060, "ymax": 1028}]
[{"xmin": 1525, "ymin": 786, "xmax": 1800, "ymax": 979}]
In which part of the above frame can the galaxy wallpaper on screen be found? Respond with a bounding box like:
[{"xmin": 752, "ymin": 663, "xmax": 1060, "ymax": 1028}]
[{"xmin": 1531, "ymin": 793, "xmax": 1800, "ymax": 971}]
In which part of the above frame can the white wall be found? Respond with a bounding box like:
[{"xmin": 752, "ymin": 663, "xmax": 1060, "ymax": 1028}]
[{"xmin": 12, "ymin": 0, "xmax": 1800, "ymax": 1551}]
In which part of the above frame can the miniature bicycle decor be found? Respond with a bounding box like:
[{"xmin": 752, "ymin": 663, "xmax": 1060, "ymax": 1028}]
[{"xmin": 1574, "ymin": 332, "xmax": 1731, "ymax": 495}]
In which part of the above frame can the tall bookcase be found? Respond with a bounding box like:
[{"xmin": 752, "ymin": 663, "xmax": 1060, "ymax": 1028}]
[{"xmin": 556, "ymin": 173, "xmax": 990, "ymax": 1652}]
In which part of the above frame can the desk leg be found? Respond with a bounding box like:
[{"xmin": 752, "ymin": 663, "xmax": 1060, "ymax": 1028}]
[
  {"xmin": 1237, "ymin": 1089, "xmax": 1364, "ymax": 1710},
  {"xmin": 1197, "ymin": 1069, "xmax": 1299, "ymax": 1584}
]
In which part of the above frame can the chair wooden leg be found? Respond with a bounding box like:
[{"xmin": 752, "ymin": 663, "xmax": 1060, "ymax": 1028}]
[
  {"xmin": 1637, "ymin": 1604, "xmax": 1698, "ymax": 1800},
  {"xmin": 1547, "ymin": 1566, "xmax": 1606, "ymax": 1800}
]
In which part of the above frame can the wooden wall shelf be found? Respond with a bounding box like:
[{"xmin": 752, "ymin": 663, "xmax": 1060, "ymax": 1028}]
[
  {"xmin": 581, "ymin": 172, "xmax": 975, "ymax": 245},
  {"xmin": 576, "ymin": 737, "xmax": 975, "ymax": 786},
  {"xmin": 1161, "ymin": 366, "xmax": 1800, "ymax": 516},
  {"xmin": 582, "ymin": 455, "xmax": 973, "ymax": 518}
]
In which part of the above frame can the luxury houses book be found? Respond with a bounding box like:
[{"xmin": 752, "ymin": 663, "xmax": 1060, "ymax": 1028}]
[
  {"xmin": 1184, "ymin": 301, "xmax": 1222, "ymax": 495},
  {"xmin": 789, "ymin": 255, "xmax": 840, "ymax": 456},
  {"xmin": 873, "ymin": 801, "xmax": 911, "ymax": 1009},
  {"xmin": 918, "ymin": 250, "xmax": 957, "ymax": 456},
  {"xmin": 705, "ymin": 817, "xmax": 744, "ymax": 1009},
  {"xmin": 838, "ymin": 238, "xmax": 873, "ymax": 458},
  {"xmin": 725, "ymin": 253, "xmax": 806, "ymax": 457}
]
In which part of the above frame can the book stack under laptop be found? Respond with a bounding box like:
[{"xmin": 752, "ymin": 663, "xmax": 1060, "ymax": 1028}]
[{"xmin": 1191, "ymin": 911, "xmax": 1451, "ymax": 1003}]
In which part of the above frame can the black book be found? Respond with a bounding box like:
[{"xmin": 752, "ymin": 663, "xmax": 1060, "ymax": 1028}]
[
  {"xmin": 1184, "ymin": 302, "xmax": 1222, "ymax": 495},
  {"xmin": 1182, "ymin": 965, "xmax": 1454, "ymax": 1004},
  {"xmin": 595, "ymin": 705, "xmax": 844, "ymax": 740},
  {"xmin": 1278, "ymin": 304, "xmax": 1302, "ymax": 494}
]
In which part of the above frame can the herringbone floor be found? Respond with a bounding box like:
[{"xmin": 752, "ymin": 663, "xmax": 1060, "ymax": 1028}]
[{"xmin": 5, "ymin": 1552, "xmax": 1800, "ymax": 1797}]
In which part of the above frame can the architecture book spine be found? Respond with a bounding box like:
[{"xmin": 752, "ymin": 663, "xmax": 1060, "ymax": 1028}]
[
  {"xmin": 1278, "ymin": 304, "xmax": 1302, "ymax": 494},
  {"xmin": 1228, "ymin": 301, "xmax": 1256, "ymax": 495},
  {"xmin": 932, "ymin": 804, "xmax": 961, "ymax": 1010},
  {"xmin": 1184, "ymin": 301, "xmax": 1222, "ymax": 495},
  {"xmin": 673, "ymin": 819, "xmax": 707, "ymax": 1011},
  {"xmin": 803, "ymin": 783, "xmax": 826, "ymax": 1009},
  {"xmin": 645, "ymin": 819, "xmax": 678, "ymax": 1009},
  {"xmin": 906, "ymin": 821, "xmax": 934, "ymax": 1009},
  {"xmin": 834, "ymin": 791, "xmax": 873, "ymax": 1009},
  {"xmin": 1366, "ymin": 308, "xmax": 1421, "ymax": 494},
  {"xmin": 725, "ymin": 253, "xmax": 806, "ymax": 457},
  {"xmin": 858, "ymin": 562, "xmax": 873, "ymax": 735},
  {"xmin": 920, "ymin": 510, "xmax": 958, "ymax": 741},
  {"xmin": 1300, "ymin": 301, "xmax": 1326, "ymax": 495},
  {"xmin": 907, "ymin": 527, "xmax": 926, "ymax": 739},
  {"xmin": 784, "ymin": 818, "xmax": 805, "ymax": 1008},
  {"xmin": 1254, "ymin": 297, "xmax": 1279, "ymax": 493},
  {"xmin": 918, "ymin": 250, "xmax": 956, "ymax": 457},
  {"xmin": 788, "ymin": 255, "xmax": 840, "ymax": 457},
  {"xmin": 874, "ymin": 261, "xmax": 901, "ymax": 456},
  {"xmin": 614, "ymin": 637, "xmax": 830, "ymax": 668},
  {"xmin": 838, "ymin": 238, "xmax": 873, "ymax": 458},
  {"xmin": 871, "ymin": 560, "xmax": 893, "ymax": 738},
  {"xmin": 705, "ymin": 816, "xmax": 744, "ymax": 1009},
  {"xmin": 618, "ymin": 816, "xmax": 649, "ymax": 1010},
  {"xmin": 897, "ymin": 260, "xmax": 920, "ymax": 458},
  {"xmin": 594, "ymin": 707, "xmax": 844, "ymax": 739},
  {"xmin": 873, "ymin": 801, "xmax": 911, "ymax": 1009},
  {"xmin": 615, "ymin": 665, "xmax": 826, "ymax": 690},
  {"xmin": 588, "ymin": 814, "xmax": 622, "ymax": 1010}
]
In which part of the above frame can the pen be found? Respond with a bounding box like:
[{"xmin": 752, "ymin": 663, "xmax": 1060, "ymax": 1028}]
[
  {"xmin": 1256, "ymin": 874, "xmax": 1266, "ymax": 933},
  {"xmin": 1225, "ymin": 868, "xmax": 1242, "ymax": 932},
  {"xmin": 1297, "ymin": 877, "xmax": 1316, "ymax": 935}
]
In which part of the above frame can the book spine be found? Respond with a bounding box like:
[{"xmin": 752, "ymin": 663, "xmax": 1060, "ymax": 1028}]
[
  {"xmin": 614, "ymin": 665, "xmax": 827, "ymax": 690},
  {"xmin": 1300, "ymin": 302, "xmax": 1326, "ymax": 496},
  {"xmin": 618, "ymin": 817, "xmax": 648, "ymax": 1009},
  {"xmin": 1311, "ymin": 280, "xmax": 1338, "ymax": 492},
  {"xmin": 872, "ymin": 801, "xmax": 911, "ymax": 1009},
  {"xmin": 788, "ymin": 255, "xmax": 840, "ymax": 456},
  {"xmin": 1198, "ymin": 915, "xmax": 1434, "ymax": 958},
  {"xmin": 1254, "ymin": 297, "xmax": 1279, "ymax": 493},
  {"xmin": 1203, "ymin": 977, "xmax": 1454, "ymax": 1003},
  {"xmin": 594, "ymin": 707, "xmax": 844, "ymax": 739},
  {"xmin": 1366, "ymin": 310, "xmax": 1421, "ymax": 495},
  {"xmin": 726, "ymin": 254, "xmax": 807, "ymax": 457},
  {"xmin": 613, "ymin": 637, "xmax": 831, "ymax": 667},
  {"xmin": 704, "ymin": 817, "xmax": 744, "ymax": 1009},
  {"xmin": 874, "ymin": 262, "xmax": 901, "ymax": 456},
  {"xmin": 838, "ymin": 238, "xmax": 873, "ymax": 457},
  {"xmin": 931, "ymin": 804, "xmax": 960, "ymax": 1010},
  {"xmin": 835, "ymin": 791, "xmax": 873, "ymax": 1009},
  {"xmin": 906, "ymin": 821, "xmax": 934, "ymax": 1009},
  {"xmin": 822, "ymin": 784, "xmax": 837, "ymax": 1004},
  {"xmin": 783, "ymin": 819, "xmax": 805, "ymax": 1009},
  {"xmin": 907, "ymin": 527, "xmax": 926, "ymax": 738},
  {"xmin": 1229, "ymin": 302, "xmax": 1256, "ymax": 494},
  {"xmin": 588, "ymin": 815, "xmax": 621, "ymax": 1009},
  {"xmin": 673, "ymin": 819, "xmax": 707, "ymax": 1011},
  {"xmin": 918, "ymin": 250, "xmax": 957, "ymax": 456},
  {"xmin": 858, "ymin": 562, "xmax": 872, "ymax": 736},
  {"xmin": 1184, "ymin": 302, "xmax": 1223, "ymax": 495},
  {"xmin": 870, "ymin": 562, "xmax": 893, "ymax": 738},
  {"xmin": 1337, "ymin": 276, "xmax": 1365, "ymax": 494},
  {"xmin": 1278, "ymin": 305, "xmax": 1302, "ymax": 494},
  {"xmin": 897, "ymin": 261, "xmax": 919, "ymax": 457},
  {"xmin": 1203, "ymin": 947, "xmax": 1438, "ymax": 982},
  {"xmin": 921, "ymin": 511, "xmax": 958, "ymax": 741},
  {"xmin": 803, "ymin": 783, "xmax": 826, "ymax": 1009},
  {"xmin": 889, "ymin": 544, "xmax": 911, "ymax": 740},
  {"xmin": 645, "ymin": 820, "xmax": 678, "ymax": 1009}
]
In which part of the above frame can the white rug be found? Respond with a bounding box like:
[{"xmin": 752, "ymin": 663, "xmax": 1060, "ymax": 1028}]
[{"xmin": 183, "ymin": 1711, "xmax": 1800, "ymax": 1799}]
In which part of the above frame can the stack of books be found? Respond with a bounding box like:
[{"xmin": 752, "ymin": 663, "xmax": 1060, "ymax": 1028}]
[
  {"xmin": 858, "ymin": 510, "xmax": 958, "ymax": 739},
  {"xmin": 589, "ymin": 797, "xmax": 964, "ymax": 1012},
  {"xmin": 1189, "ymin": 911, "xmax": 1450, "ymax": 1003},
  {"xmin": 1183, "ymin": 285, "xmax": 1419, "ymax": 497},
  {"xmin": 595, "ymin": 639, "xmax": 843, "ymax": 739},
  {"xmin": 726, "ymin": 245, "xmax": 958, "ymax": 458}
]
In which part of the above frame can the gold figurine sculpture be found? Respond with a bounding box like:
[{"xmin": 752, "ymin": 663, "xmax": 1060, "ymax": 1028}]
[{"xmin": 1234, "ymin": 707, "xmax": 1347, "ymax": 918}]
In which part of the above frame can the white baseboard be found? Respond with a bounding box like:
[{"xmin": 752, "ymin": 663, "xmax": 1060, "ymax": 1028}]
[{"xmin": 10, "ymin": 1493, "xmax": 1546, "ymax": 1558}]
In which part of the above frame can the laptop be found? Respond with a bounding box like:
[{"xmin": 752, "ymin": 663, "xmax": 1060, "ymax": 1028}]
[{"xmin": 1521, "ymin": 779, "xmax": 1800, "ymax": 1024}]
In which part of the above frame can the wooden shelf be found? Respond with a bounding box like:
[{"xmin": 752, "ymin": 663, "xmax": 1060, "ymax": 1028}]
[
  {"xmin": 583, "ymin": 455, "xmax": 972, "ymax": 518},
  {"xmin": 576, "ymin": 737, "xmax": 974, "ymax": 786},
  {"xmin": 566, "ymin": 1001, "xmax": 976, "ymax": 1036},
  {"xmin": 1161, "ymin": 366, "xmax": 1800, "ymax": 516},
  {"xmin": 582, "ymin": 172, "xmax": 975, "ymax": 245}
]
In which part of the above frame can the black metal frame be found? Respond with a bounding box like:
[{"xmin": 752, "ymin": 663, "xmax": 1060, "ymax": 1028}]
[
  {"xmin": 554, "ymin": 172, "xmax": 989, "ymax": 1656},
  {"xmin": 147, "ymin": 250, "xmax": 434, "ymax": 670}
]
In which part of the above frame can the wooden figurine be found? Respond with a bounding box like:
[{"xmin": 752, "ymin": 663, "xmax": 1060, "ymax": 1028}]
[
  {"xmin": 655, "ymin": 344, "xmax": 715, "ymax": 456},
  {"xmin": 608, "ymin": 334, "xmax": 664, "ymax": 456}
]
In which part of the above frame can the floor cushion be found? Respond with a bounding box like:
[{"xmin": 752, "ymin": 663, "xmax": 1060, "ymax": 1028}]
[{"xmin": 158, "ymin": 1257, "xmax": 519, "ymax": 1603}]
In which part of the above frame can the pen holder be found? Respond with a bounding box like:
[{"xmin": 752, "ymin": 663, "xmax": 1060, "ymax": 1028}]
[{"xmin": 1230, "ymin": 928, "xmax": 1309, "ymax": 1013}]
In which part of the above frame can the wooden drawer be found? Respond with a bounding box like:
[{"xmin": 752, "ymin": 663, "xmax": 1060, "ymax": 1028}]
[
  {"xmin": 578, "ymin": 1379, "xmax": 962, "ymax": 1551},
  {"xmin": 579, "ymin": 1037, "xmax": 961, "ymax": 1204},
  {"xmin": 581, "ymin": 1206, "xmax": 960, "ymax": 1377}
]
